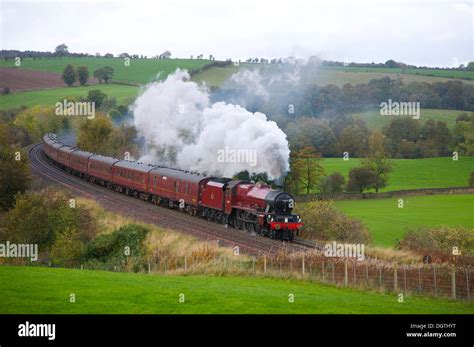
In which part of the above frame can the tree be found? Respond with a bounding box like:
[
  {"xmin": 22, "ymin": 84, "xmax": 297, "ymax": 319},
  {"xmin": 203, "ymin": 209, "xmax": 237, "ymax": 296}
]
[
  {"xmin": 466, "ymin": 62, "xmax": 474, "ymax": 71},
  {"xmin": 337, "ymin": 125, "xmax": 369, "ymax": 157},
  {"xmin": 62, "ymin": 64, "xmax": 77, "ymax": 87},
  {"xmin": 77, "ymin": 115, "xmax": 114, "ymax": 154},
  {"xmin": 93, "ymin": 66, "xmax": 114, "ymax": 83},
  {"xmin": 0, "ymin": 146, "xmax": 30, "ymax": 211},
  {"xmin": 87, "ymin": 89, "xmax": 107, "ymax": 109},
  {"xmin": 77, "ymin": 66, "xmax": 89, "ymax": 86},
  {"xmin": 346, "ymin": 167, "xmax": 377, "ymax": 193},
  {"xmin": 55, "ymin": 44, "xmax": 68, "ymax": 56},
  {"xmin": 286, "ymin": 117, "xmax": 337, "ymax": 156},
  {"xmin": 361, "ymin": 132, "xmax": 393, "ymax": 192},
  {"xmin": 287, "ymin": 147, "xmax": 325, "ymax": 194}
]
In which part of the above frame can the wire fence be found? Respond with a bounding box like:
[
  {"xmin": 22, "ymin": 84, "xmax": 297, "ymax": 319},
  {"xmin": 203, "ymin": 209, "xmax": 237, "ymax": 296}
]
[{"xmin": 17, "ymin": 253, "xmax": 472, "ymax": 301}]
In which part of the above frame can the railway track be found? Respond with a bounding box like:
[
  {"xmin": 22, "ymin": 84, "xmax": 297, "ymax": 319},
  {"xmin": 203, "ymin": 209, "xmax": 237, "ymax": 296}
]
[{"xmin": 28, "ymin": 143, "xmax": 317, "ymax": 256}]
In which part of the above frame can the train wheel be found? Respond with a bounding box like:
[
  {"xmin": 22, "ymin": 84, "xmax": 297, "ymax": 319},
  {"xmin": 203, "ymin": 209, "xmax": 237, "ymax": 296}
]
[
  {"xmin": 269, "ymin": 229, "xmax": 276, "ymax": 239},
  {"xmin": 245, "ymin": 222, "xmax": 255, "ymax": 233},
  {"xmin": 235, "ymin": 218, "xmax": 244, "ymax": 230}
]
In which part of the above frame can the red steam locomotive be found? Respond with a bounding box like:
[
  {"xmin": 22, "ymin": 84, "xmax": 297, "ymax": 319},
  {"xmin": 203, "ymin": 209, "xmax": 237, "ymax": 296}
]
[{"xmin": 42, "ymin": 133, "xmax": 303, "ymax": 240}]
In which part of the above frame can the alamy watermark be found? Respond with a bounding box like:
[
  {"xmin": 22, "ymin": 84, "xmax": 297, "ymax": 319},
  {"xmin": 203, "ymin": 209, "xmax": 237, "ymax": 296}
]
[
  {"xmin": 324, "ymin": 241, "xmax": 365, "ymax": 261},
  {"xmin": 0, "ymin": 241, "xmax": 38, "ymax": 261},
  {"xmin": 380, "ymin": 99, "xmax": 420, "ymax": 120},
  {"xmin": 217, "ymin": 147, "xmax": 257, "ymax": 167},
  {"xmin": 55, "ymin": 99, "xmax": 95, "ymax": 119}
]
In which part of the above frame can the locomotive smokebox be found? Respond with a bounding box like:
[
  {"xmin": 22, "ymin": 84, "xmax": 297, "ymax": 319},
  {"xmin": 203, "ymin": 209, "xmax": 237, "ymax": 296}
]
[{"xmin": 264, "ymin": 191, "xmax": 294, "ymax": 215}]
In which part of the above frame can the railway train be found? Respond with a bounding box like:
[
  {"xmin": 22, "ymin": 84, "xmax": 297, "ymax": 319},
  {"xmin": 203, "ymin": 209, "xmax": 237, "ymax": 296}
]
[{"xmin": 42, "ymin": 133, "xmax": 303, "ymax": 240}]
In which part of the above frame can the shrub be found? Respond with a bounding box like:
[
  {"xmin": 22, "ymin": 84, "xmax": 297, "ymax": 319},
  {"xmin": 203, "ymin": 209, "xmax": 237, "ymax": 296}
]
[
  {"xmin": 84, "ymin": 224, "xmax": 150, "ymax": 270},
  {"xmin": 346, "ymin": 167, "xmax": 377, "ymax": 193},
  {"xmin": 0, "ymin": 146, "xmax": 30, "ymax": 211},
  {"xmin": 297, "ymin": 200, "xmax": 371, "ymax": 243},
  {"xmin": 319, "ymin": 172, "xmax": 345, "ymax": 193},
  {"xmin": 1, "ymin": 189, "xmax": 98, "ymax": 250},
  {"xmin": 469, "ymin": 172, "xmax": 474, "ymax": 187},
  {"xmin": 398, "ymin": 226, "xmax": 474, "ymax": 256}
]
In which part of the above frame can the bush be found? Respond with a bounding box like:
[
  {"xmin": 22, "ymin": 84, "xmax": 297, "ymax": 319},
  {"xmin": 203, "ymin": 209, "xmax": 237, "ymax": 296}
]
[
  {"xmin": 469, "ymin": 172, "xmax": 474, "ymax": 187},
  {"xmin": 0, "ymin": 146, "xmax": 30, "ymax": 211},
  {"xmin": 2, "ymin": 87, "xmax": 10, "ymax": 95},
  {"xmin": 398, "ymin": 226, "xmax": 474, "ymax": 256},
  {"xmin": 87, "ymin": 89, "xmax": 107, "ymax": 109},
  {"xmin": 1, "ymin": 189, "xmax": 97, "ymax": 251},
  {"xmin": 319, "ymin": 172, "xmax": 345, "ymax": 193},
  {"xmin": 346, "ymin": 167, "xmax": 377, "ymax": 193},
  {"xmin": 84, "ymin": 224, "xmax": 150, "ymax": 270},
  {"xmin": 50, "ymin": 228, "xmax": 87, "ymax": 265},
  {"xmin": 297, "ymin": 200, "xmax": 371, "ymax": 243}
]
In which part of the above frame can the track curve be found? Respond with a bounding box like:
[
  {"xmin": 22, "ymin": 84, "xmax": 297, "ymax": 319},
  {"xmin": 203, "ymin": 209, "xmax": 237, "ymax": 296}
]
[{"xmin": 28, "ymin": 143, "xmax": 317, "ymax": 255}]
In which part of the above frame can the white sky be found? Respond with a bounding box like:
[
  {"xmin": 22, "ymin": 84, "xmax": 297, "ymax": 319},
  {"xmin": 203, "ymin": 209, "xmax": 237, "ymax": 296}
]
[{"xmin": 0, "ymin": 0, "xmax": 473, "ymax": 67}]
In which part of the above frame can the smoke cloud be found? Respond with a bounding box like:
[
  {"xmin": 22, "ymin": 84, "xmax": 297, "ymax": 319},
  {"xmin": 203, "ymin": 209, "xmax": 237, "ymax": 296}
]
[{"xmin": 131, "ymin": 69, "xmax": 290, "ymax": 179}]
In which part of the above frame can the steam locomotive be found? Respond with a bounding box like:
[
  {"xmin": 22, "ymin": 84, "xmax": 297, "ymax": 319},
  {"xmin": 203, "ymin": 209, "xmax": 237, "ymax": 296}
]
[{"xmin": 42, "ymin": 133, "xmax": 303, "ymax": 240}]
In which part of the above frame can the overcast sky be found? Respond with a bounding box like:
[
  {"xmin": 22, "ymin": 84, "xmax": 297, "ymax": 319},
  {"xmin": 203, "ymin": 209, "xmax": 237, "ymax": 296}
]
[{"xmin": 0, "ymin": 0, "xmax": 472, "ymax": 67}]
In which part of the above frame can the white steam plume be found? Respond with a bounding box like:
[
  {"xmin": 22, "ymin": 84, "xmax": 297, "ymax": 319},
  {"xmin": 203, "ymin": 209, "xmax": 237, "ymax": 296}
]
[{"xmin": 131, "ymin": 69, "xmax": 290, "ymax": 179}]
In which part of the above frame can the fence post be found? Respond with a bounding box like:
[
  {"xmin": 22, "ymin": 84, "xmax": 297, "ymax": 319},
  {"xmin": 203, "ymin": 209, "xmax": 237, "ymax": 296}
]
[
  {"xmin": 148, "ymin": 262, "xmax": 151, "ymax": 274},
  {"xmin": 264, "ymin": 256, "xmax": 267, "ymax": 273},
  {"xmin": 353, "ymin": 262, "xmax": 357, "ymax": 285},
  {"xmin": 466, "ymin": 268, "xmax": 470, "ymax": 301},
  {"xmin": 418, "ymin": 267, "xmax": 422, "ymax": 293},
  {"xmin": 252, "ymin": 257, "xmax": 255, "ymax": 273},
  {"xmin": 344, "ymin": 260, "xmax": 348, "ymax": 286},
  {"xmin": 365, "ymin": 264, "xmax": 369, "ymax": 285},
  {"xmin": 433, "ymin": 266, "xmax": 437, "ymax": 297},
  {"xmin": 379, "ymin": 267, "xmax": 382, "ymax": 290},
  {"xmin": 184, "ymin": 256, "xmax": 187, "ymax": 271},
  {"xmin": 403, "ymin": 266, "xmax": 407, "ymax": 293},
  {"xmin": 393, "ymin": 264, "xmax": 398, "ymax": 292},
  {"xmin": 81, "ymin": 264, "xmax": 83, "ymax": 270},
  {"xmin": 322, "ymin": 261, "xmax": 325, "ymax": 281},
  {"xmin": 224, "ymin": 256, "xmax": 226, "ymax": 269},
  {"xmin": 332, "ymin": 262, "xmax": 335, "ymax": 283},
  {"xmin": 302, "ymin": 256, "xmax": 305, "ymax": 275},
  {"xmin": 451, "ymin": 266, "xmax": 456, "ymax": 299}
]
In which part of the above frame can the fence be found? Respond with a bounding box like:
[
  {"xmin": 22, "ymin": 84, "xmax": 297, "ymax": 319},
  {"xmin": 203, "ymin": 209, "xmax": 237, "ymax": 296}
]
[
  {"xmin": 296, "ymin": 187, "xmax": 474, "ymax": 202},
  {"xmin": 25, "ymin": 253, "xmax": 473, "ymax": 301}
]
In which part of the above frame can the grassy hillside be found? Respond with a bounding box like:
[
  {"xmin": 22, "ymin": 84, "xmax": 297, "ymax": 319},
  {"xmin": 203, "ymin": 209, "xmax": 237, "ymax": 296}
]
[
  {"xmin": 0, "ymin": 266, "xmax": 471, "ymax": 314},
  {"xmin": 352, "ymin": 108, "xmax": 464, "ymax": 131},
  {"xmin": 0, "ymin": 57, "xmax": 213, "ymax": 84},
  {"xmin": 321, "ymin": 157, "xmax": 473, "ymax": 192},
  {"xmin": 0, "ymin": 84, "xmax": 139, "ymax": 110},
  {"xmin": 327, "ymin": 66, "xmax": 474, "ymax": 80},
  {"xmin": 333, "ymin": 194, "xmax": 474, "ymax": 246}
]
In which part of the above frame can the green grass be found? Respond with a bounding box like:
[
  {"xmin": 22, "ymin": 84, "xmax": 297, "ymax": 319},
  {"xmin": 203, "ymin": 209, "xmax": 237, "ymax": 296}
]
[
  {"xmin": 327, "ymin": 66, "xmax": 474, "ymax": 80},
  {"xmin": 191, "ymin": 64, "xmax": 249, "ymax": 87},
  {"xmin": 321, "ymin": 157, "xmax": 474, "ymax": 192},
  {"xmin": 0, "ymin": 266, "xmax": 471, "ymax": 314},
  {"xmin": 0, "ymin": 84, "xmax": 140, "ymax": 110},
  {"xmin": 352, "ymin": 108, "xmax": 465, "ymax": 131},
  {"xmin": 0, "ymin": 57, "xmax": 213, "ymax": 84},
  {"xmin": 333, "ymin": 194, "xmax": 474, "ymax": 246}
]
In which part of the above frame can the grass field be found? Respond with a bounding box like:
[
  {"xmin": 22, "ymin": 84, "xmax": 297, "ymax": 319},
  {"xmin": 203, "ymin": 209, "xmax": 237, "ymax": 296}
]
[
  {"xmin": 352, "ymin": 108, "xmax": 464, "ymax": 131},
  {"xmin": 0, "ymin": 84, "xmax": 140, "ymax": 110},
  {"xmin": 0, "ymin": 57, "xmax": 213, "ymax": 84},
  {"xmin": 4, "ymin": 58, "xmax": 473, "ymax": 89},
  {"xmin": 327, "ymin": 66, "xmax": 474, "ymax": 80},
  {"xmin": 332, "ymin": 194, "xmax": 474, "ymax": 246},
  {"xmin": 321, "ymin": 157, "xmax": 473, "ymax": 192},
  {"xmin": 0, "ymin": 266, "xmax": 471, "ymax": 314}
]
